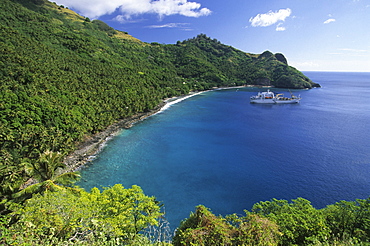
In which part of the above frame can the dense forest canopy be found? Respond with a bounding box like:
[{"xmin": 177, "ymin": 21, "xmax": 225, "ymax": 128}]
[{"xmin": 7, "ymin": 0, "xmax": 370, "ymax": 245}]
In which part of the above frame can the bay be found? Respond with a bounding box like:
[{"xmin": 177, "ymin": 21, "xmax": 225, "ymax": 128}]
[{"xmin": 77, "ymin": 72, "xmax": 370, "ymax": 229}]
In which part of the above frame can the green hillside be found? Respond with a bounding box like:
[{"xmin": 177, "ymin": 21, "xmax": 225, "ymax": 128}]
[{"xmin": 166, "ymin": 34, "xmax": 319, "ymax": 89}]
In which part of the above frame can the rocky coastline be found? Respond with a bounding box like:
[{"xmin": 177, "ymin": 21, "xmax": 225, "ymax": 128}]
[
  {"xmin": 62, "ymin": 85, "xmax": 264, "ymax": 173},
  {"xmin": 63, "ymin": 102, "xmax": 165, "ymax": 173}
]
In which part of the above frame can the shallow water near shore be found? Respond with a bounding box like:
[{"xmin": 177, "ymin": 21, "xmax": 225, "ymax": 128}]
[{"xmin": 77, "ymin": 71, "xmax": 370, "ymax": 230}]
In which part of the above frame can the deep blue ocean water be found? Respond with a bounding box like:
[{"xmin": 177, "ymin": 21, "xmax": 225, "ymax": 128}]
[{"xmin": 77, "ymin": 72, "xmax": 370, "ymax": 229}]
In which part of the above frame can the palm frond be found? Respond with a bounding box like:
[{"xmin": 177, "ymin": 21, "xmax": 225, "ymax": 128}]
[
  {"xmin": 13, "ymin": 182, "xmax": 44, "ymax": 200},
  {"xmin": 41, "ymin": 180, "xmax": 64, "ymax": 192},
  {"xmin": 13, "ymin": 179, "xmax": 64, "ymax": 201},
  {"xmin": 54, "ymin": 172, "xmax": 81, "ymax": 185}
]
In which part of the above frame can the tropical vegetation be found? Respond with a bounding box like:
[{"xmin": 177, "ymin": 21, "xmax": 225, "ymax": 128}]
[
  {"xmin": 0, "ymin": 0, "xmax": 319, "ymax": 203},
  {"xmin": 3, "ymin": 192, "xmax": 370, "ymax": 245},
  {"xmin": 2, "ymin": 0, "xmax": 368, "ymax": 245},
  {"xmin": 173, "ymin": 198, "xmax": 370, "ymax": 245}
]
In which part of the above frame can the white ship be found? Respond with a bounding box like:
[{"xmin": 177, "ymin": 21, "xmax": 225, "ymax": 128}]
[{"xmin": 250, "ymin": 89, "xmax": 301, "ymax": 104}]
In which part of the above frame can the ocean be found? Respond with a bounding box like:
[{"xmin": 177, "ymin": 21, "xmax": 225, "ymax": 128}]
[{"xmin": 77, "ymin": 71, "xmax": 370, "ymax": 229}]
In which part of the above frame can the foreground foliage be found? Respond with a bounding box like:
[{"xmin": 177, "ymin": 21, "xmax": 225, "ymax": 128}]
[
  {"xmin": 2, "ymin": 184, "xmax": 163, "ymax": 245},
  {"xmin": 13, "ymin": 150, "xmax": 81, "ymax": 202},
  {"xmin": 173, "ymin": 205, "xmax": 281, "ymax": 245},
  {"xmin": 174, "ymin": 198, "xmax": 370, "ymax": 245},
  {"xmin": 2, "ymin": 189, "xmax": 370, "ymax": 245}
]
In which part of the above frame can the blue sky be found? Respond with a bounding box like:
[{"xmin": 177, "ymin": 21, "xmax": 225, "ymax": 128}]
[{"xmin": 53, "ymin": 0, "xmax": 370, "ymax": 72}]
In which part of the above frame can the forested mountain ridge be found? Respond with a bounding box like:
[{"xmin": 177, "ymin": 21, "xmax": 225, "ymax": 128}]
[
  {"xmin": 0, "ymin": 0, "xmax": 318, "ymax": 199},
  {"xmin": 168, "ymin": 34, "xmax": 319, "ymax": 89}
]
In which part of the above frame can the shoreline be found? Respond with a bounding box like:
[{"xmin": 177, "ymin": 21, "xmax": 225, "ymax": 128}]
[
  {"xmin": 63, "ymin": 85, "xmax": 254, "ymax": 172},
  {"xmin": 63, "ymin": 90, "xmax": 211, "ymax": 172},
  {"xmin": 63, "ymin": 103, "xmax": 164, "ymax": 172}
]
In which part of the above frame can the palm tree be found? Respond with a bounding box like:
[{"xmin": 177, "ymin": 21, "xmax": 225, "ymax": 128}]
[
  {"xmin": 0, "ymin": 162, "xmax": 25, "ymax": 214},
  {"xmin": 0, "ymin": 163, "xmax": 25, "ymax": 197},
  {"xmin": 13, "ymin": 150, "xmax": 81, "ymax": 201}
]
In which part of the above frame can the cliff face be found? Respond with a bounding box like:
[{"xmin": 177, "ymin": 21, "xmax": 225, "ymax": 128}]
[{"xmin": 275, "ymin": 53, "xmax": 288, "ymax": 65}]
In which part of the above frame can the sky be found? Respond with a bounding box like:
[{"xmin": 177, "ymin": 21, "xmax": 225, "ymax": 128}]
[{"xmin": 53, "ymin": 0, "xmax": 370, "ymax": 72}]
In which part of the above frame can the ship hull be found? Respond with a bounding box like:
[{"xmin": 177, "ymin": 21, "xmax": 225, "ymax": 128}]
[
  {"xmin": 250, "ymin": 99, "xmax": 276, "ymax": 104},
  {"xmin": 274, "ymin": 99, "xmax": 300, "ymax": 104},
  {"xmin": 250, "ymin": 98, "xmax": 301, "ymax": 104}
]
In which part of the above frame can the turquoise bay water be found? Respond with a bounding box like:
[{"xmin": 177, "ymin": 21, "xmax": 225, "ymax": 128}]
[{"xmin": 77, "ymin": 72, "xmax": 370, "ymax": 229}]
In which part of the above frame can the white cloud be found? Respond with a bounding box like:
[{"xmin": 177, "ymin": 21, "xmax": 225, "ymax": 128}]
[
  {"xmin": 54, "ymin": 0, "xmax": 211, "ymax": 19},
  {"xmin": 149, "ymin": 0, "xmax": 211, "ymax": 19},
  {"xmin": 323, "ymin": 18, "xmax": 336, "ymax": 24},
  {"xmin": 327, "ymin": 48, "xmax": 369, "ymax": 57},
  {"xmin": 339, "ymin": 48, "xmax": 367, "ymax": 52},
  {"xmin": 55, "ymin": 0, "xmax": 123, "ymax": 19},
  {"xmin": 114, "ymin": 15, "xmax": 143, "ymax": 24},
  {"xmin": 276, "ymin": 23, "xmax": 286, "ymax": 31},
  {"xmin": 292, "ymin": 61, "xmax": 320, "ymax": 69},
  {"xmin": 147, "ymin": 22, "xmax": 190, "ymax": 29},
  {"xmin": 249, "ymin": 8, "xmax": 292, "ymax": 27},
  {"xmin": 336, "ymin": 48, "xmax": 369, "ymax": 57}
]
